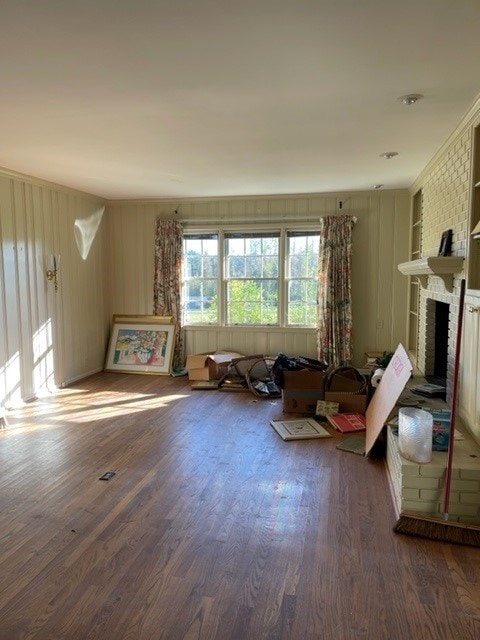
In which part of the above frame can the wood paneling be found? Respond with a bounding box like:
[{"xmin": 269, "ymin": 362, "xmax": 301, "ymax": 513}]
[
  {"xmin": 107, "ymin": 190, "xmax": 410, "ymax": 365},
  {"xmin": 184, "ymin": 327, "xmax": 317, "ymax": 360},
  {"xmin": 0, "ymin": 172, "xmax": 108, "ymax": 406},
  {"xmin": 1, "ymin": 373, "xmax": 479, "ymax": 639}
]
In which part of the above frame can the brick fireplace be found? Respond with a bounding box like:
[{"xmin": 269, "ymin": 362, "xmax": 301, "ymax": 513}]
[
  {"xmin": 416, "ymin": 281, "xmax": 461, "ymax": 403},
  {"xmin": 385, "ymin": 275, "xmax": 480, "ymax": 524}
]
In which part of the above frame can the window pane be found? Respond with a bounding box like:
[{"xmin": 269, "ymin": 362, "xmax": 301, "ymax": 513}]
[
  {"xmin": 246, "ymin": 237, "xmax": 263, "ymax": 255},
  {"xmin": 203, "ymin": 255, "xmax": 218, "ymax": 277},
  {"xmin": 288, "ymin": 233, "xmax": 319, "ymax": 278},
  {"xmin": 288, "ymin": 279, "xmax": 317, "ymax": 326},
  {"xmin": 227, "ymin": 238, "xmax": 244, "ymax": 256},
  {"xmin": 184, "ymin": 281, "xmax": 218, "ymax": 324},
  {"xmin": 202, "ymin": 238, "xmax": 218, "ymax": 255},
  {"xmin": 227, "ymin": 279, "xmax": 278, "ymax": 325},
  {"xmin": 245, "ymin": 256, "xmax": 262, "ymax": 277},
  {"xmin": 263, "ymin": 255, "xmax": 278, "ymax": 277},
  {"xmin": 186, "ymin": 253, "xmax": 202, "ymax": 278},
  {"xmin": 228, "ymin": 256, "xmax": 245, "ymax": 277}
]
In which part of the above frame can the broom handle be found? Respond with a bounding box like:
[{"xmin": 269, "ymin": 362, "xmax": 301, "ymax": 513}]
[{"xmin": 443, "ymin": 278, "xmax": 466, "ymax": 516}]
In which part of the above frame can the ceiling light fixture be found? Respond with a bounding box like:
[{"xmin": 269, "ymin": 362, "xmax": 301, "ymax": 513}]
[
  {"xmin": 380, "ymin": 152, "xmax": 398, "ymax": 159},
  {"xmin": 399, "ymin": 93, "xmax": 424, "ymax": 106}
]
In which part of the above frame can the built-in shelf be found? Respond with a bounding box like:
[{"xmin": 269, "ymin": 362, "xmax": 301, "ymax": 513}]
[{"xmin": 398, "ymin": 256, "xmax": 464, "ymax": 292}]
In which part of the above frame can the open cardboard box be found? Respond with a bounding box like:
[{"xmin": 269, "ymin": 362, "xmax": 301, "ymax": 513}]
[
  {"xmin": 324, "ymin": 366, "xmax": 368, "ymax": 413},
  {"xmin": 186, "ymin": 351, "xmax": 243, "ymax": 381},
  {"xmin": 281, "ymin": 369, "xmax": 326, "ymax": 414},
  {"xmin": 324, "ymin": 390, "xmax": 368, "ymax": 414}
]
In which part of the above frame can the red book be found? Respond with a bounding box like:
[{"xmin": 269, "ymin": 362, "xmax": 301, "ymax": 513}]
[{"xmin": 326, "ymin": 413, "xmax": 366, "ymax": 433}]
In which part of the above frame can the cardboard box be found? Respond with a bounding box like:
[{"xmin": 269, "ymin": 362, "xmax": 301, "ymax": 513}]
[
  {"xmin": 327, "ymin": 369, "xmax": 366, "ymax": 393},
  {"xmin": 282, "ymin": 370, "xmax": 326, "ymax": 414},
  {"xmin": 186, "ymin": 352, "xmax": 242, "ymax": 381},
  {"xmin": 365, "ymin": 344, "xmax": 413, "ymax": 455},
  {"xmin": 324, "ymin": 391, "xmax": 368, "ymax": 414}
]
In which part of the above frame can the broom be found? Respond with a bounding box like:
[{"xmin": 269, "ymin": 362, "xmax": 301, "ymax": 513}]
[{"xmin": 394, "ymin": 278, "xmax": 480, "ymax": 546}]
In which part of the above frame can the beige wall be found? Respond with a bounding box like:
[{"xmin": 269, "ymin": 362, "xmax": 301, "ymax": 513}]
[
  {"xmin": 0, "ymin": 169, "xmax": 108, "ymax": 407},
  {"xmin": 106, "ymin": 190, "xmax": 410, "ymax": 367},
  {"xmin": 0, "ymin": 173, "xmax": 410, "ymax": 408}
]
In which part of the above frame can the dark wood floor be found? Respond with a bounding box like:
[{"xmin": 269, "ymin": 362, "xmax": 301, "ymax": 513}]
[{"xmin": 1, "ymin": 373, "xmax": 480, "ymax": 640}]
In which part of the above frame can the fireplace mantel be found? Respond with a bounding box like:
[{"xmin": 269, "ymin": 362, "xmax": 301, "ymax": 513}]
[{"xmin": 397, "ymin": 256, "xmax": 464, "ymax": 292}]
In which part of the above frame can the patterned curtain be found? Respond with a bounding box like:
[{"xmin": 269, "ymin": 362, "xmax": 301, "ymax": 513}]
[
  {"xmin": 317, "ymin": 215, "xmax": 357, "ymax": 366},
  {"xmin": 153, "ymin": 218, "xmax": 184, "ymax": 371}
]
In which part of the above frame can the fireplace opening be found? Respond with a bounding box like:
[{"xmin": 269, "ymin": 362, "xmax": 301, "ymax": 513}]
[{"xmin": 425, "ymin": 300, "xmax": 449, "ymax": 388}]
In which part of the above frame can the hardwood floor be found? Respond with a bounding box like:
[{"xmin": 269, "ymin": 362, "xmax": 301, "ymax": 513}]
[{"xmin": 1, "ymin": 372, "xmax": 480, "ymax": 639}]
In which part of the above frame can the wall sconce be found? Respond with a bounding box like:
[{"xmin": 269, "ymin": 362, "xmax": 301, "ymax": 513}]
[
  {"xmin": 471, "ymin": 220, "xmax": 480, "ymax": 240},
  {"xmin": 46, "ymin": 254, "xmax": 60, "ymax": 292}
]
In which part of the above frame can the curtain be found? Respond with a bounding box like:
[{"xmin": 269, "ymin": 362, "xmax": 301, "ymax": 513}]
[
  {"xmin": 153, "ymin": 218, "xmax": 184, "ymax": 371},
  {"xmin": 317, "ymin": 215, "xmax": 357, "ymax": 366}
]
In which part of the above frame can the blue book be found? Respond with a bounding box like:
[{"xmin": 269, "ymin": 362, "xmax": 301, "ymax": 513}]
[{"xmin": 424, "ymin": 409, "xmax": 451, "ymax": 451}]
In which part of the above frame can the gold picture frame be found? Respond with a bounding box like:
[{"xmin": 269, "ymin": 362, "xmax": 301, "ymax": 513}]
[{"xmin": 105, "ymin": 314, "xmax": 176, "ymax": 375}]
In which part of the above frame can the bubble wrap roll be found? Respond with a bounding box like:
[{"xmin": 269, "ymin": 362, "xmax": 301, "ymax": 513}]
[{"xmin": 398, "ymin": 407, "xmax": 433, "ymax": 464}]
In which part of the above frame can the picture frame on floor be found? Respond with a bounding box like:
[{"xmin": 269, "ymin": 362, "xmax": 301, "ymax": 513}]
[{"xmin": 105, "ymin": 315, "xmax": 175, "ymax": 375}]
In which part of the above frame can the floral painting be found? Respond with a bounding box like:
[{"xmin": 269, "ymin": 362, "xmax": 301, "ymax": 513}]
[{"xmin": 105, "ymin": 319, "xmax": 175, "ymax": 375}]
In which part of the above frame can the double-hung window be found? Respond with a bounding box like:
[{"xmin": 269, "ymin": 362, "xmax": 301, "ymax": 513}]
[
  {"xmin": 286, "ymin": 231, "xmax": 319, "ymax": 326},
  {"xmin": 225, "ymin": 232, "xmax": 280, "ymax": 325},
  {"xmin": 183, "ymin": 233, "xmax": 219, "ymax": 325},
  {"xmin": 182, "ymin": 228, "xmax": 320, "ymax": 327}
]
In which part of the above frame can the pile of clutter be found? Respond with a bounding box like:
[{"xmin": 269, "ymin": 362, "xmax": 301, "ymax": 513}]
[
  {"xmin": 185, "ymin": 350, "xmax": 371, "ymax": 411},
  {"xmin": 185, "ymin": 351, "xmax": 285, "ymax": 397}
]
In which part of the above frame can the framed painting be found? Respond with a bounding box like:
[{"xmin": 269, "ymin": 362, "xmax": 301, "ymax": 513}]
[
  {"xmin": 438, "ymin": 229, "xmax": 452, "ymax": 256},
  {"xmin": 105, "ymin": 317, "xmax": 175, "ymax": 375}
]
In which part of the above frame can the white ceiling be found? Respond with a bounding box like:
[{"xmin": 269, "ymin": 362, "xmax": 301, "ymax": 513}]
[{"xmin": 1, "ymin": 0, "xmax": 480, "ymax": 200}]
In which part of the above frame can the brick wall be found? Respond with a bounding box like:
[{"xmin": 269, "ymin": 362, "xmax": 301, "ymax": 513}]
[
  {"xmin": 387, "ymin": 426, "xmax": 480, "ymax": 524},
  {"xmin": 413, "ymin": 125, "xmax": 472, "ymax": 401},
  {"xmin": 386, "ymin": 101, "xmax": 480, "ymax": 523}
]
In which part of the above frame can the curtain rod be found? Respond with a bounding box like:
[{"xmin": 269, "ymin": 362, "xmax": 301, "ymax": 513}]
[{"xmin": 179, "ymin": 215, "xmax": 331, "ymax": 225}]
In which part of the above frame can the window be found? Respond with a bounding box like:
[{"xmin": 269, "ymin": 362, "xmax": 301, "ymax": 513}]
[
  {"xmin": 183, "ymin": 233, "xmax": 219, "ymax": 324},
  {"xmin": 286, "ymin": 231, "xmax": 319, "ymax": 326},
  {"xmin": 182, "ymin": 228, "xmax": 320, "ymax": 327},
  {"xmin": 225, "ymin": 232, "xmax": 279, "ymax": 325}
]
